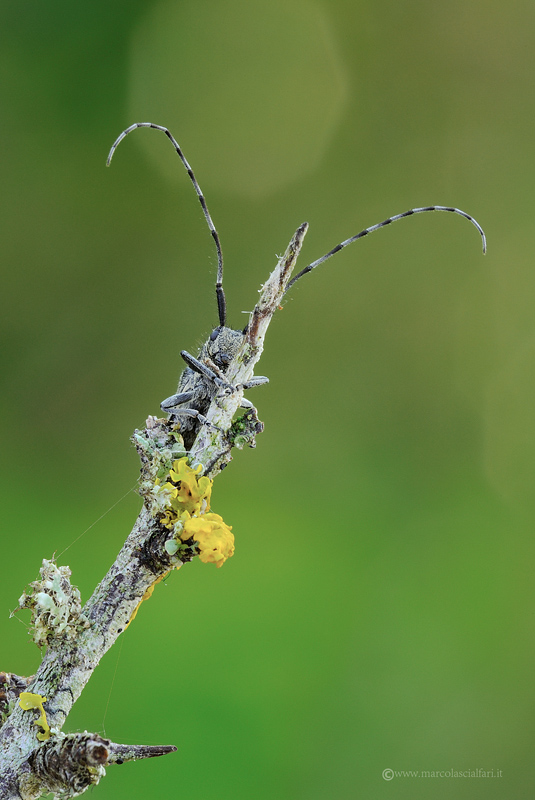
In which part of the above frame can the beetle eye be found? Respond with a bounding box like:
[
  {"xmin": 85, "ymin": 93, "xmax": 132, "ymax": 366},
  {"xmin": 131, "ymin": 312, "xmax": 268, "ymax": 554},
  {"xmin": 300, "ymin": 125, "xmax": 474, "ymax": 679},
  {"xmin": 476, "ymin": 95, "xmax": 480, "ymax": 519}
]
[
  {"xmin": 209, "ymin": 329, "xmax": 219, "ymax": 341},
  {"xmin": 219, "ymin": 352, "xmax": 230, "ymax": 366}
]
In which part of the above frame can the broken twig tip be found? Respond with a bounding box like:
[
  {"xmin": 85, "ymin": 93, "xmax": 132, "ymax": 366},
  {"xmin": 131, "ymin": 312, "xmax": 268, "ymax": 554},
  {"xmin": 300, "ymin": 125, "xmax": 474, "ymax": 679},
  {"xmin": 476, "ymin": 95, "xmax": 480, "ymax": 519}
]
[{"xmin": 107, "ymin": 742, "xmax": 178, "ymax": 763}]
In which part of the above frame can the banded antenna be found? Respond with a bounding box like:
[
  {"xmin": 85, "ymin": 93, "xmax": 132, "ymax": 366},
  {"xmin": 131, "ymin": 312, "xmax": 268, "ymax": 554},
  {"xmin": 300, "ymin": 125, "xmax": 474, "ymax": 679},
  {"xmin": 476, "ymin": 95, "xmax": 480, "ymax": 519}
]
[
  {"xmin": 285, "ymin": 206, "xmax": 486, "ymax": 293},
  {"xmin": 107, "ymin": 123, "xmax": 227, "ymax": 327}
]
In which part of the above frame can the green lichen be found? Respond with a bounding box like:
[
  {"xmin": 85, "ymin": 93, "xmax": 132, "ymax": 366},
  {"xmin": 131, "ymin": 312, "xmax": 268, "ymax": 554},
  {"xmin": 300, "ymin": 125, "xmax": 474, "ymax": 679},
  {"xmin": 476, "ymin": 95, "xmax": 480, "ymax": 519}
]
[{"xmin": 229, "ymin": 408, "xmax": 264, "ymax": 450}]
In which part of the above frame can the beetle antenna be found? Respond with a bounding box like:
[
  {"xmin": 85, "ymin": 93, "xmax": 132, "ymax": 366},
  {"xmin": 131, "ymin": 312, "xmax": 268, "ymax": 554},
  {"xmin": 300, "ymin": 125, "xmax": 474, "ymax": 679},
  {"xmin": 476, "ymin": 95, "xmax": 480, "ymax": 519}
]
[
  {"xmin": 285, "ymin": 206, "xmax": 486, "ymax": 293},
  {"xmin": 107, "ymin": 122, "xmax": 227, "ymax": 327}
]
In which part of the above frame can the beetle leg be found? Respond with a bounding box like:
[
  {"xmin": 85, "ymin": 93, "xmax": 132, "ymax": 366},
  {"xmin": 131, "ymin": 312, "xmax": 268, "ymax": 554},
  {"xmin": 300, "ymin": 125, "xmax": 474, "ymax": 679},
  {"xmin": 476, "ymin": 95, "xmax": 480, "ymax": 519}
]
[
  {"xmin": 160, "ymin": 390, "xmax": 194, "ymax": 412},
  {"xmin": 180, "ymin": 350, "xmax": 231, "ymax": 389},
  {"xmin": 181, "ymin": 351, "xmax": 269, "ymax": 395},
  {"xmin": 239, "ymin": 376, "xmax": 269, "ymax": 390},
  {"xmin": 167, "ymin": 406, "xmax": 222, "ymax": 432}
]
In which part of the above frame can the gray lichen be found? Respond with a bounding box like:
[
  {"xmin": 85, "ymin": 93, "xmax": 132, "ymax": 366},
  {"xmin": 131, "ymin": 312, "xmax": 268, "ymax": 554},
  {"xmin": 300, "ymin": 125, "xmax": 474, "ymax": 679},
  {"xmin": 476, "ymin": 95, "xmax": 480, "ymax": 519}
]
[{"xmin": 14, "ymin": 561, "xmax": 89, "ymax": 649}]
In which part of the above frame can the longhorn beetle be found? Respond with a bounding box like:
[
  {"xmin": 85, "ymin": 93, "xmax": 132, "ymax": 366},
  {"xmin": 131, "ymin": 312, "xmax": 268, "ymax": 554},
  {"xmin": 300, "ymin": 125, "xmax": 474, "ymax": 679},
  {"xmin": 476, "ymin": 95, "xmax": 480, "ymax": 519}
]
[{"xmin": 107, "ymin": 123, "xmax": 486, "ymax": 452}]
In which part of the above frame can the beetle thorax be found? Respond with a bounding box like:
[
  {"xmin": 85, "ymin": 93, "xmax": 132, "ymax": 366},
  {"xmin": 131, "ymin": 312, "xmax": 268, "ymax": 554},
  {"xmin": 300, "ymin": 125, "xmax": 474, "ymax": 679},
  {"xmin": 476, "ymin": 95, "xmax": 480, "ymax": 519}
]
[{"xmin": 202, "ymin": 326, "xmax": 244, "ymax": 372}]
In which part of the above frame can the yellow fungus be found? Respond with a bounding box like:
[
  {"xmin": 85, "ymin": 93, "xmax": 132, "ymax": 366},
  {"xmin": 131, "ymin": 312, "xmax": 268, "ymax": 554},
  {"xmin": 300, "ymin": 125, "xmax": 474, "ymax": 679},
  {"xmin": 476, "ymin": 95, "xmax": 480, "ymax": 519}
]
[
  {"xmin": 19, "ymin": 692, "xmax": 50, "ymax": 741},
  {"xmin": 128, "ymin": 569, "xmax": 173, "ymax": 624},
  {"xmin": 148, "ymin": 458, "xmax": 234, "ymax": 568},
  {"xmin": 168, "ymin": 458, "xmax": 212, "ymax": 515},
  {"xmin": 182, "ymin": 513, "xmax": 235, "ymax": 568}
]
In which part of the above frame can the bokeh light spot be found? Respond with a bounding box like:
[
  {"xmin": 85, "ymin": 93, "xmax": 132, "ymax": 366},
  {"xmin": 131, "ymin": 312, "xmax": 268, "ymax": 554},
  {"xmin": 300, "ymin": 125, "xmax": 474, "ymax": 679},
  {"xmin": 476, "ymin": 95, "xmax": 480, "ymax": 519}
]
[{"xmin": 128, "ymin": 0, "xmax": 348, "ymax": 197}]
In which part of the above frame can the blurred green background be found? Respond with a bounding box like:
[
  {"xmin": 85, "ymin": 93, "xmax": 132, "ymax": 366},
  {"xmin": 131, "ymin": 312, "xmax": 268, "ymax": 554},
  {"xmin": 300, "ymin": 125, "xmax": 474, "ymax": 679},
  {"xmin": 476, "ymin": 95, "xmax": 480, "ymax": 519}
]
[{"xmin": 1, "ymin": 1, "xmax": 534, "ymax": 797}]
